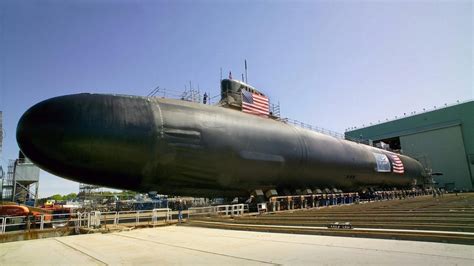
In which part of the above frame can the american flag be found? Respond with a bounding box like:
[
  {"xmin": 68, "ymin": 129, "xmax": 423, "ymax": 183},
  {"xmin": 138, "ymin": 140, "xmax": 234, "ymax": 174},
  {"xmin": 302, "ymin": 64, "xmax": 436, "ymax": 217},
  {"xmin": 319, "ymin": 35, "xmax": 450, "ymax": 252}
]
[
  {"xmin": 389, "ymin": 154, "xmax": 404, "ymax": 174},
  {"xmin": 241, "ymin": 90, "xmax": 269, "ymax": 116}
]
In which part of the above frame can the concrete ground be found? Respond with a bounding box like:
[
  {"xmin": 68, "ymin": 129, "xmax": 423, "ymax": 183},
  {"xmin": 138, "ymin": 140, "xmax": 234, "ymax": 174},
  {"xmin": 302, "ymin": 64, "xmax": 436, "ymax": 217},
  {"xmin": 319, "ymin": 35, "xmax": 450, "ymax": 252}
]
[{"xmin": 1, "ymin": 226, "xmax": 473, "ymax": 265}]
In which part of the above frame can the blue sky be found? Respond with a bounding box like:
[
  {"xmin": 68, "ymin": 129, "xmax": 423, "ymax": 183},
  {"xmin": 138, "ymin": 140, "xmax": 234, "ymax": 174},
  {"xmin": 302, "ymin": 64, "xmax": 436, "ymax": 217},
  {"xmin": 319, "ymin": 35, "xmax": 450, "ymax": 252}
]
[{"xmin": 0, "ymin": 0, "xmax": 472, "ymax": 197}]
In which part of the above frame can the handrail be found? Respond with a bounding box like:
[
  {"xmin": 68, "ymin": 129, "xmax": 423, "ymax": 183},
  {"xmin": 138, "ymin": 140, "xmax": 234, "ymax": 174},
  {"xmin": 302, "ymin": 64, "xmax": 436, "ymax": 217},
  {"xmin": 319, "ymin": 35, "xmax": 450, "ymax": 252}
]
[
  {"xmin": 280, "ymin": 117, "xmax": 368, "ymax": 143},
  {"xmin": 188, "ymin": 204, "xmax": 247, "ymax": 219},
  {"xmin": 187, "ymin": 206, "xmax": 217, "ymax": 219},
  {"xmin": 0, "ymin": 217, "xmax": 4, "ymax": 233},
  {"xmin": 281, "ymin": 118, "xmax": 346, "ymax": 140},
  {"xmin": 152, "ymin": 208, "xmax": 172, "ymax": 223},
  {"xmin": 0, "ymin": 209, "xmax": 169, "ymax": 234}
]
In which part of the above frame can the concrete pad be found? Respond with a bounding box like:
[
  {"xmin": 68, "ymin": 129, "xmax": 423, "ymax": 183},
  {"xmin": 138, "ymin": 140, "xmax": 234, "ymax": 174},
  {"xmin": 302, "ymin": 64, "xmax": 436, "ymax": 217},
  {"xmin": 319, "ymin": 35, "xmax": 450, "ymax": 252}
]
[{"xmin": 1, "ymin": 226, "xmax": 473, "ymax": 265}]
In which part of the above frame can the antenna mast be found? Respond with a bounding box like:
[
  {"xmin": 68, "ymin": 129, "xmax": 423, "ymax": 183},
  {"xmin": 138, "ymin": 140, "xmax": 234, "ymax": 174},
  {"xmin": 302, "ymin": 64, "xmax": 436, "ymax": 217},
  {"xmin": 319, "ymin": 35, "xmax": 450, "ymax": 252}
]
[
  {"xmin": 244, "ymin": 60, "xmax": 248, "ymax": 83},
  {"xmin": 147, "ymin": 86, "xmax": 160, "ymax": 97}
]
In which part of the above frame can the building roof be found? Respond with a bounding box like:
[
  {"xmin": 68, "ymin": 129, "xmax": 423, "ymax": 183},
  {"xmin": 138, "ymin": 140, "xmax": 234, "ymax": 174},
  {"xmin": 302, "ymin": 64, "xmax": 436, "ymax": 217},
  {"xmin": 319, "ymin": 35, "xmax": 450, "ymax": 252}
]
[{"xmin": 345, "ymin": 100, "xmax": 474, "ymax": 155}]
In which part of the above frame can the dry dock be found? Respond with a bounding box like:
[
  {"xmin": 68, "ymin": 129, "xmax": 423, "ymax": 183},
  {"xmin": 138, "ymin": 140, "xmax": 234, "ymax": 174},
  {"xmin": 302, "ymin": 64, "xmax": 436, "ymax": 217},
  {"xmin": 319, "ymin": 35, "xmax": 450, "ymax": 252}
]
[
  {"xmin": 188, "ymin": 193, "xmax": 474, "ymax": 244},
  {"xmin": 2, "ymin": 194, "xmax": 474, "ymax": 265},
  {"xmin": 1, "ymin": 226, "xmax": 474, "ymax": 265}
]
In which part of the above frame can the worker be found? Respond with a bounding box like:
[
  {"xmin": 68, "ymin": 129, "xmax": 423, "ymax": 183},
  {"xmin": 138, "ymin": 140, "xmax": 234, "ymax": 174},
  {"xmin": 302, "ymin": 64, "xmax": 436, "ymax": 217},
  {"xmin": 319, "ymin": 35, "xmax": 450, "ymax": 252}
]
[
  {"xmin": 177, "ymin": 199, "xmax": 183, "ymax": 223},
  {"xmin": 203, "ymin": 93, "xmax": 208, "ymax": 104}
]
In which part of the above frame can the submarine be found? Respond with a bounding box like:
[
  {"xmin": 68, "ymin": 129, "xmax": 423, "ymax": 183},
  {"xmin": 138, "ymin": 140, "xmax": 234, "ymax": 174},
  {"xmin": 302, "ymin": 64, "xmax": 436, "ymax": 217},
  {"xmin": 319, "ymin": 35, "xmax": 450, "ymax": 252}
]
[{"xmin": 16, "ymin": 79, "xmax": 428, "ymax": 197}]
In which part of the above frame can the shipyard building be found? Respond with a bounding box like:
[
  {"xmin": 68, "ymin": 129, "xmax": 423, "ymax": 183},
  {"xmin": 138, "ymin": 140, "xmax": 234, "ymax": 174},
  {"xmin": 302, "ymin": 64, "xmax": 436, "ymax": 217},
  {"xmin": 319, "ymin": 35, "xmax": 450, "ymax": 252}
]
[{"xmin": 345, "ymin": 100, "xmax": 474, "ymax": 191}]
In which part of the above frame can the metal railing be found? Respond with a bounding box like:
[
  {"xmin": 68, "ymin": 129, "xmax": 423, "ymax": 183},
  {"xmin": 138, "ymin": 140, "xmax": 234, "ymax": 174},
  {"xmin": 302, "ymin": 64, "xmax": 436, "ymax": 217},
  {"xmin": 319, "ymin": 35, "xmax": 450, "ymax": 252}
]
[
  {"xmin": 281, "ymin": 118, "xmax": 346, "ymax": 139},
  {"xmin": 187, "ymin": 204, "xmax": 248, "ymax": 219},
  {"xmin": 0, "ymin": 213, "xmax": 77, "ymax": 234},
  {"xmin": 0, "ymin": 217, "xmax": 4, "ymax": 233},
  {"xmin": 0, "ymin": 208, "xmax": 173, "ymax": 234},
  {"xmin": 279, "ymin": 118, "xmax": 373, "ymax": 144},
  {"xmin": 187, "ymin": 206, "xmax": 216, "ymax": 219}
]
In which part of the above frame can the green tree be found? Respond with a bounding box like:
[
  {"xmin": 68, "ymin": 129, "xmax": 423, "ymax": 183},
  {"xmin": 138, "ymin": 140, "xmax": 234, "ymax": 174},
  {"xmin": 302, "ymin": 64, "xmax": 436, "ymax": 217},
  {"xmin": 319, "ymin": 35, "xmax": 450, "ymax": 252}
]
[
  {"xmin": 50, "ymin": 194, "xmax": 63, "ymax": 201},
  {"xmin": 64, "ymin": 193, "xmax": 77, "ymax": 201}
]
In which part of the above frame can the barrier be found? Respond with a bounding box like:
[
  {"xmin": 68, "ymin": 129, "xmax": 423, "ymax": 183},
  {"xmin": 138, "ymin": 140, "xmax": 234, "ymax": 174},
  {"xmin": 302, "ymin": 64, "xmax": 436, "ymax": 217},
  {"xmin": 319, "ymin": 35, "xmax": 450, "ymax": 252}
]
[
  {"xmin": 3, "ymin": 216, "xmax": 27, "ymax": 233},
  {"xmin": 0, "ymin": 217, "xmax": 4, "ymax": 233},
  {"xmin": 216, "ymin": 204, "xmax": 247, "ymax": 216},
  {"xmin": 152, "ymin": 208, "xmax": 172, "ymax": 224},
  {"xmin": 0, "ymin": 189, "xmax": 434, "ymax": 234},
  {"xmin": 76, "ymin": 212, "xmax": 89, "ymax": 232},
  {"xmin": 231, "ymin": 204, "xmax": 246, "ymax": 216},
  {"xmin": 216, "ymin": 205, "xmax": 231, "ymax": 215},
  {"xmin": 187, "ymin": 206, "xmax": 217, "ymax": 219},
  {"xmin": 116, "ymin": 210, "xmax": 136, "ymax": 225},
  {"xmin": 0, "ymin": 209, "xmax": 169, "ymax": 234},
  {"xmin": 188, "ymin": 204, "xmax": 248, "ymax": 219},
  {"xmin": 90, "ymin": 211, "xmax": 101, "ymax": 228}
]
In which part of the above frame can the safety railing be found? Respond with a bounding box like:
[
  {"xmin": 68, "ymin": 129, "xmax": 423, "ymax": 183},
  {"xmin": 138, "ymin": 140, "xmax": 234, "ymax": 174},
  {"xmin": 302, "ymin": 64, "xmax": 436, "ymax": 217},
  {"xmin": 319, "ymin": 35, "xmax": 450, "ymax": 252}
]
[
  {"xmin": 152, "ymin": 208, "xmax": 172, "ymax": 224},
  {"xmin": 281, "ymin": 118, "xmax": 345, "ymax": 139},
  {"xmin": 0, "ymin": 208, "xmax": 173, "ymax": 234},
  {"xmin": 216, "ymin": 204, "xmax": 247, "ymax": 216},
  {"xmin": 76, "ymin": 212, "xmax": 89, "ymax": 231},
  {"xmin": 0, "ymin": 213, "xmax": 81, "ymax": 233},
  {"xmin": 45, "ymin": 213, "xmax": 74, "ymax": 229},
  {"xmin": 0, "ymin": 217, "xmax": 4, "ymax": 233},
  {"xmin": 216, "ymin": 205, "xmax": 232, "ymax": 215},
  {"xmin": 279, "ymin": 118, "xmax": 372, "ymax": 144},
  {"xmin": 187, "ymin": 204, "xmax": 248, "ymax": 219},
  {"xmin": 2, "ymin": 216, "xmax": 27, "ymax": 233},
  {"xmin": 116, "ymin": 211, "xmax": 147, "ymax": 225},
  {"xmin": 187, "ymin": 206, "xmax": 217, "ymax": 219}
]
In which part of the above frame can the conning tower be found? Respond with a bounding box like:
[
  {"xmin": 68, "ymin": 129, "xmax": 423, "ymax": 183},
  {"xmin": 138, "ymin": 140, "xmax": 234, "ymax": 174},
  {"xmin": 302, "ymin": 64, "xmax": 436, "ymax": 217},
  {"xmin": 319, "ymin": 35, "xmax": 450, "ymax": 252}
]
[{"xmin": 219, "ymin": 79, "xmax": 267, "ymax": 110}]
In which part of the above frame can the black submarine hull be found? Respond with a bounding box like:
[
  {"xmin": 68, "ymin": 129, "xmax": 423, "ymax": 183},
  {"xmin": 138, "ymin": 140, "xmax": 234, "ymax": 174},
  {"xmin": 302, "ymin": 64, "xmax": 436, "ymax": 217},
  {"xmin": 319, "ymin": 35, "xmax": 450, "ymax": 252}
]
[{"xmin": 17, "ymin": 94, "xmax": 426, "ymax": 197}]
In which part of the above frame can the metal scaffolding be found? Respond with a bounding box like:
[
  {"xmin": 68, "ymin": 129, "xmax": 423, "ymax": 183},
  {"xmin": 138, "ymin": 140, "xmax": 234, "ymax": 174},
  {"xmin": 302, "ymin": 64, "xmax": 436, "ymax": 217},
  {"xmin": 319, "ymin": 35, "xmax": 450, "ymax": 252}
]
[{"xmin": 0, "ymin": 157, "xmax": 40, "ymax": 206}]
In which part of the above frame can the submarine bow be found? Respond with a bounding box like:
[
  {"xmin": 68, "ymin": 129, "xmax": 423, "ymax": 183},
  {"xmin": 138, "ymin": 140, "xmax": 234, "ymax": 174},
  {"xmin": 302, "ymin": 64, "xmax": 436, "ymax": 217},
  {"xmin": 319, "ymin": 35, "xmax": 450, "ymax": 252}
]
[{"xmin": 16, "ymin": 94, "xmax": 157, "ymax": 191}]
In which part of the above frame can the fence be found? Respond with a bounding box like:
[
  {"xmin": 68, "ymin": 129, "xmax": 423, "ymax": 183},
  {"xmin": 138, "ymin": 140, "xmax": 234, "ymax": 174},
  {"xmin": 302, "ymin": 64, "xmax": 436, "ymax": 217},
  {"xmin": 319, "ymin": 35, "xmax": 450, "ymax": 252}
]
[
  {"xmin": 1, "ymin": 204, "xmax": 251, "ymax": 233},
  {"xmin": 187, "ymin": 204, "xmax": 248, "ymax": 219},
  {"xmin": 280, "ymin": 118, "xmax": 372, "ymax": 144},
  {"xmin": 0, "ymin": 208, "xmax": 172, "ymax": 234},
  {"xmin": 281, "ymin": 118, "xmax": 345, "ymax": 139}
]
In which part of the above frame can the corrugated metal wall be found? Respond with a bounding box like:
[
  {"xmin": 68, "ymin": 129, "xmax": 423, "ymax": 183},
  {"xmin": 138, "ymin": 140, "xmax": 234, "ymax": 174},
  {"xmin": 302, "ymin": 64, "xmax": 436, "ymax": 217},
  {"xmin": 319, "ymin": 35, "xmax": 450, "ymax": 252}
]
[{"xmin": 400, "ymin": 126, "xmax": 471, "ymax": 190}]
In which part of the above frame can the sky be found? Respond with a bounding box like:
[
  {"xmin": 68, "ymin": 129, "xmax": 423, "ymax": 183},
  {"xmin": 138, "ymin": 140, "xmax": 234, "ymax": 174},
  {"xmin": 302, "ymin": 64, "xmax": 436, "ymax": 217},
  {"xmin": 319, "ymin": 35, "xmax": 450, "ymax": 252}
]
[{"xmin": 0, "ymin": 0, "xmax": 472, "ymax": 198}]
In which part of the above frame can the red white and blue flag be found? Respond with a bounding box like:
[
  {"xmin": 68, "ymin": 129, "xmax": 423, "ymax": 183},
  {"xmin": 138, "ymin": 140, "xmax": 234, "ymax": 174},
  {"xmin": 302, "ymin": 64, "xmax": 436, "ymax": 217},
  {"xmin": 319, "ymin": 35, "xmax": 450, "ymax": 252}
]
[
  {"xmin": 242, "ymin": 90, "xmax": 269, "ymax": 116},
  {"xmin": 389, "ymin": 154, "xmax": 404, "ymax": 174}
]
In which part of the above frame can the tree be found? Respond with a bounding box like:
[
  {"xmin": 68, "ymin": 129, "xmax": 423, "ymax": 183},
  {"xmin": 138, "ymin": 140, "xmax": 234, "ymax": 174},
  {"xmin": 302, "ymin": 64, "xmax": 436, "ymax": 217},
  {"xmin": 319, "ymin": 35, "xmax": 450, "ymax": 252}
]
[
  {"xmin": 50, "ymin": 194, "xmax": 63, "ymax": 201},
  {"xmin": 64, "ymin": 193, "xmax": 77, "ymax": 201}
]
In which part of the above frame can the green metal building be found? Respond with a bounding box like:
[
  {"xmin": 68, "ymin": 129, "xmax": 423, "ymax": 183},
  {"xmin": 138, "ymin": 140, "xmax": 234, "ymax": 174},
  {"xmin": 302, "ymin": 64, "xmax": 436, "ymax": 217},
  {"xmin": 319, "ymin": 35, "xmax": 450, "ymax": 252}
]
[{"xmin": 345, "ymin": 100, "xmax": 474, "ymax": 191}]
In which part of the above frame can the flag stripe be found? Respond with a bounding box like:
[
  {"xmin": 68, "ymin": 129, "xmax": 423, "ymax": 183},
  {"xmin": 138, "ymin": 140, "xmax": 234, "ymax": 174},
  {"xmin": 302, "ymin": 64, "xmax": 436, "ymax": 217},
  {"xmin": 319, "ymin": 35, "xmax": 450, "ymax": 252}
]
[
  {"xmin": 241, "ymin": 90, "xmax": 269, "ymax": 116},
  {"xmin": 243, "ymin": 108, "xmax": 268, "ymax": 115},
  {"xmin": 242, "ymin": 107, "xmax": 268, "ymax": 115},
  {"xmin": 389, "ymin": 154, "xmax": 404, "ymax": 174},
  {"xmin": 243, "ymin": 103, "xmax": 268, "ymax": 112}
]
